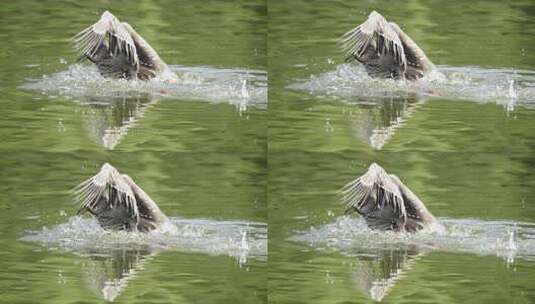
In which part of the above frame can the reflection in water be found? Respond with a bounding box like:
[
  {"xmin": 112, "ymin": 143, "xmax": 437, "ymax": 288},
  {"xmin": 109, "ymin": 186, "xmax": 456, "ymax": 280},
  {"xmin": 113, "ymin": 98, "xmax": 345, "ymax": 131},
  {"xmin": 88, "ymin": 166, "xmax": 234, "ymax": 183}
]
[
  {"xmin": 82, "ymin": 247, "xmax": 156, "ymax": 302},
  {"xmin": 22, "ymin": 216, "xmax": 266, "ymax": 301},
  {"xmin": 84, "ymin": 96, "xmax": 158, "ymax": 149},
  {"xmin": 21, "ymin": 64, "xmax": 267, "ymax": 150},
  {"xmin": 352, "ymin": 248, "xmax": 424, "ymax": 302},
  {"xmin": 348, "ymin": 96, "xmax": 425, "ymax": 149},
  {"xmin": 291, "ymin": 216, "xmax": 535, "ymax": 301},
  {"xmin": 293, "ymin": 63, "xmax": 535, "ymax": 150}
]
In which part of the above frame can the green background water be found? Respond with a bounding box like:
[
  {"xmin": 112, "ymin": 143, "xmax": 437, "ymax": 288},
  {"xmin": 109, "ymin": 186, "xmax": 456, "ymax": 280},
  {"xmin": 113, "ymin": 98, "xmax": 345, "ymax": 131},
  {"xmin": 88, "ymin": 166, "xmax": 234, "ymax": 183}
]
[
  {"xmin": 269, "ymin": 0, "xmax": 535, "ymax": 303},
  {"xmin": 2, "ymin": 0, "xmax": 535, "ymax": 303},
  {"xmin": 0, "ymin": 0, "xmax": 266, "ymax": 303}
]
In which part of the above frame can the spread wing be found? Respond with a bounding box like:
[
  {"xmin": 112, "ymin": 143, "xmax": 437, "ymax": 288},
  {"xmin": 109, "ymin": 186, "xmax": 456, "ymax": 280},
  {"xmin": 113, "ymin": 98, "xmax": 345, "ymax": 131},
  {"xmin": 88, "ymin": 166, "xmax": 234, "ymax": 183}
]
[
  {"xmin": 340, "ymin": 163, "xmax": 407, "ymax": 230},
  {"xmin": 72, "ymin": 11, "xmax": 138, "ymax": 69},
  {"xmin": 73, "ymin": 163, "xmax": 139, "ymax": 221},
  {"xmin": 120, "ymin": 22, "xmax": 163, "ymax": 79},
  {"xmin": 388, "ymin": 22, "xmax": 435, "ymax": 80},
  {"xmin": 338, "ymin": 11, "xmax": 406, "ymax": 69}
]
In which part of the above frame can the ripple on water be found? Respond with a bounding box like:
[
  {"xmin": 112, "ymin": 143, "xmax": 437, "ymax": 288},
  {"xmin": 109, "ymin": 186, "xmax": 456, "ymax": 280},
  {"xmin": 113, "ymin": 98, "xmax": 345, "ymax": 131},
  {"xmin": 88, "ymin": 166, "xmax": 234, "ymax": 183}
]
[
  {"xmin": 290, "ymin": 216, "xmax": 535, "ymax": 263},
  {"xmin": 289, "ymin": 64, "xmax": 535, "ymax": 110},
  {"xmin": 20, "ymin": 64, "xmax": 267, "ymax": 109}
]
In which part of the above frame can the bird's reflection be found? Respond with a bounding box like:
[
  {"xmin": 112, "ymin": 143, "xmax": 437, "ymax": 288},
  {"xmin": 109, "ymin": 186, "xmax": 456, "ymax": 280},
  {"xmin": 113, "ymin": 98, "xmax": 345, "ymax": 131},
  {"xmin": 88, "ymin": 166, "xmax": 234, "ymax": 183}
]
[
  {"xmin": 81, "ymin": 247, "xmax": 158, "ymax": 302},
  {"xmin": 82, "ymin": 95, "xmax": 159, "ymax": 149},
  {"xmin": 78, "ymin": 234, "xmax": 254, "ymax": 302},
  {"xmin": 351, "ymin": 247, "xmax": 425, "ymax": 302},
  {"xmin": 350, "ymin": 96, "xmax": 425, "ymax": 150}
]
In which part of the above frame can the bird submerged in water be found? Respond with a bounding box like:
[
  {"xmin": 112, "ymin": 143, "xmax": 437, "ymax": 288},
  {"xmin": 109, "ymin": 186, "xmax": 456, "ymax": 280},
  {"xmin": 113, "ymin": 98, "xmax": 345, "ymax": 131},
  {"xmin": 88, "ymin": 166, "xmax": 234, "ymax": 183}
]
[
  {"xmin": 74, "ymin": 163, "xmax": 169, "ymax": 232},
  {"xmin": 339, "ymin": 11, "xmax": 435, "ymax": 81},
  {"xmin": 72, "ymin": 11, "xmax": 176, "ymax": 81},
  {"xmin": 340, "ymin": 163, "xmax": 443, "ymax": 233}
]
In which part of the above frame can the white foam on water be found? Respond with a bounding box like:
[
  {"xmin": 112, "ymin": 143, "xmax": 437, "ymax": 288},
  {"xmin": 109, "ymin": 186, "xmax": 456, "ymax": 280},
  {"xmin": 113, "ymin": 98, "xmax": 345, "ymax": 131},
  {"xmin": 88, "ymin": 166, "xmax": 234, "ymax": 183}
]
[
  {"xmin": 290, "ymin": 216, "xmax": 535, "ymax": 263},
  {"xmin": 21, "ymin": 216, "xmax": 267, "ymax": 264},
  {"xmin": 20, "ymin": 64, "xmax": 267, "ymax": 109},
  {"xmin": 289, "ymin": 64, "xmax": 535, "ymax": 109},
  {"xmin": 21, "ymin": 216, "xmax": 266, "ymax": 301}
]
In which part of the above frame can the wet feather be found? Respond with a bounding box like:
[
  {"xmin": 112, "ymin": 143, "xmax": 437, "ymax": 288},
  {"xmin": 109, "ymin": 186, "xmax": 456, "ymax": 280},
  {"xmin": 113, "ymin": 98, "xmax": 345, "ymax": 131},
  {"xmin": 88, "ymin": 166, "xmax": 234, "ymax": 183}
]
[
  {"xmin": 339, "ymin": 163, "xmax": 444, "ymax": 233},
  {"xmin": 338, "ymin": 11, "xmax": 435, "ymax": 80},
  {"xmin": 74, "ymin": 163, "xmax": 139, "ymax": 221},
  {"xmin": 338, "ymin": 11, "xmax": 406, "ymax": 69},
  {"xmin": 72, "ymin": 163, "xmax": 170, "ymax": 232}
]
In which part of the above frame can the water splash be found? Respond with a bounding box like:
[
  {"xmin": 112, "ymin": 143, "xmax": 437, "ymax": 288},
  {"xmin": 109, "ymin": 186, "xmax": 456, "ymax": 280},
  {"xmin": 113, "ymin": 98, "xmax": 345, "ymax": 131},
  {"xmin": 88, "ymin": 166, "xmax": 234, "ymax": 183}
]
[
  {"xmin": 21, "ymin": 64, "xmax": 267, "ymax": 150},
  {"xmin": 20, "ymin": 64, "xmax": 267, "ymax": 109},
  {"xmin": 289, "ymin": 64, "xmax": 535, "ymax": 108},
  {"xmin": 324, "ymin": 118, "xmax": 334, "ymax": 132},
  {"xmin": 291, "ymin": 216, "xmax": 535, "ymax": 302},
  {"xmin": 290, "ymin": 216, "xmax": 535, "ymax": 263},
  {"xmin": 508, "ymin": 79, "xmax": 518, "ymax": 100},
  {"xmin": 21, "ymin": 216, "xmax": 265, "ymax": 302},
  {"xmin": 241, "ymin": 78, "xmax": 250, "ymax": 99},
  {"xmin": 56, "ymin": 119, "xmax": 66, "ymax": 133},
  {"xmin": 21, "ymin": 216, "xmax": 267, "ymax": 263}
]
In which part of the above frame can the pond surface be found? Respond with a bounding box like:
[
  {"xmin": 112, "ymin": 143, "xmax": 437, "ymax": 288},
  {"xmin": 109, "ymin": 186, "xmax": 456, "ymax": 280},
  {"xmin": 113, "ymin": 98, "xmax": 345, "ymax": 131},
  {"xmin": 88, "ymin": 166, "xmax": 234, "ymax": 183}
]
[
  {"xmin": 268, "ymin": 0, "xmax": 535, "ymax": 303},
  {"xmin": 3, "ymin": 0, "xmax": 535, "ymax": 303},
  {"xmin": 0, "ymin": 0, "xmax": 266, "ymax": 303}
]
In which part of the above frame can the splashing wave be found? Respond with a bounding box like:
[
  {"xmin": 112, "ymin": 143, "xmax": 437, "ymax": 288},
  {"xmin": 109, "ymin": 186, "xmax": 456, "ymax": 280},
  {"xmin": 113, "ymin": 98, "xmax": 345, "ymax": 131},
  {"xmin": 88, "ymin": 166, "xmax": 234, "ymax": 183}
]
[
  {"xmin": 21, "ymin": 64, "xmax": 267, "ymax": 109},
  {"xmin": 289, "ymin": 64, "xmax": 535, "ymax": 108},
  {"xmin": 21, "ymin": 216, "xmax": 267, "ymax": 263},
  {"xmin": 291, "ymin": 216, "xmax": 535, "ymax": 262}
]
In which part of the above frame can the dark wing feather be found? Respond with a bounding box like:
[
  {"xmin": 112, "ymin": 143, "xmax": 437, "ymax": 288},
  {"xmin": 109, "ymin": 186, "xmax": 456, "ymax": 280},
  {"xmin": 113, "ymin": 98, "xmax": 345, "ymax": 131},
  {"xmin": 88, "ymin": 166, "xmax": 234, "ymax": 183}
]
[
  {"xmin": 339, "ymin": 163, "xmax": 407, "ymax": 229},
  {"xmin": 388, "ymin": 22, "xmax": 435, "ymax": 80},
  {"xmin": 72, "ymin": 11, "xmax": 139, "ymax": 70},
  {"xmin": 73, "ymin": 163, "xmax": 139, "ymax": 224},
  {"xmin": 120, "ymin": 22, "xmax": 170, "ymax": 79},
  {"xmin": 338, "ymin": 11, "xmax": 406, "ymax": 69}
]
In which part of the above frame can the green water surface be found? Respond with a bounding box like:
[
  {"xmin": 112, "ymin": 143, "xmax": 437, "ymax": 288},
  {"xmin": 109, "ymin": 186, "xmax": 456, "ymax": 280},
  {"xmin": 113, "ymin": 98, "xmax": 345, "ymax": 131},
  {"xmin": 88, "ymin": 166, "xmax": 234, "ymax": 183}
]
[
  {"xmin": 0, "ymin": 1, "xmax": 266, "ymax": 303},
  {"xmin": 269, "ymin": 1, "xmax": 535, "ymax": 303},
  {"xmin": 2, "ymin": 0, "xmax": 535, "ymax": 303}
]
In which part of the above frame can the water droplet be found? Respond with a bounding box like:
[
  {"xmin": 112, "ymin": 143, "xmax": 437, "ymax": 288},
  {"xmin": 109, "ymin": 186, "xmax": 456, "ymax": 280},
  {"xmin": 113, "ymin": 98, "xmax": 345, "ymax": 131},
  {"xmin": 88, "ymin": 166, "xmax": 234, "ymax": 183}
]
[
  {"xmin": 241, "ymin": 79, "xmax": 249, "ymax": 99},
  {"xmin": 508, "ymin": 79, "xmax": 517, "ymax": 99},
  {"xmin": 507, "ymin": 229, "xmax": 517, "ymax": 251},
  {"xmin": 325, "ymin": 119, "xmax": 334, "ymax": 132},
  {"xmin": 325, "ymin": 270, "xmax": 334, "ymax": 284},
  {"xmin": 57, "ymin": 119, "xmax": 66, "ymax": 132},
  {"xmin": 240, "ymin": 230, "xmax": 249, "ymax": 251}
]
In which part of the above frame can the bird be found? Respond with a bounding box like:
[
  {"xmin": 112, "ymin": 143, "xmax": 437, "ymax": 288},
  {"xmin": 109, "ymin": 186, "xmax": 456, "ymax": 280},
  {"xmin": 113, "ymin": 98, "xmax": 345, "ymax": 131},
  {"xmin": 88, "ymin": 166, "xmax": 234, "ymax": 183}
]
[
  {"xmin": 339, "ymin": 11, "xmax": 435, "ymax": 81},
  {"xmin": 340, "ymin": 163, "xmax": 443, "ymax": 233},
  {"xmin": 74, "ymin": 163, "xmax": 169, "ymax": 232},
  {"xmin": 72, "ymin": 11, "xmax": 176, "ymax": 81}
]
